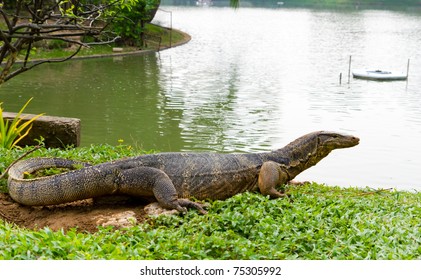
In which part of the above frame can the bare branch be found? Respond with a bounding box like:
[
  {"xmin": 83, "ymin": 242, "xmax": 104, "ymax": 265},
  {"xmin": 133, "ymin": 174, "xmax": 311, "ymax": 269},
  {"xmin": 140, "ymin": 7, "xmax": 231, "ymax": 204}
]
[
  {"xmin": 0, "ymin": 29, "xmax": 16, "ymax": 52},
  {"xmin": 0, "ymin": 8, "xmax": 13, "ymax": 32},
  {"xmin": 86, "ymin": 35, "xmax": 121, "ymax": 46},
  {"xmin": 0, "ymin": 0, "xmax": 123, "ymax": 85},
  {"xmin": 4, "ymin": 45, "xmax": 83, "ymax": 83}
]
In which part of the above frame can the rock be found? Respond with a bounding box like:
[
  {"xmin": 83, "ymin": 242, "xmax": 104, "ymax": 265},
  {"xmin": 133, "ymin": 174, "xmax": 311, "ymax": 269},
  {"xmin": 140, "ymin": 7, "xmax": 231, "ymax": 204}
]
[
  {"xmin": 2, "ymin": 112, "xmax": 81, "ymax": 148},
  {"xmin": 95, "ymin": 211, "xmax": 137, "ymax": 228},
  {"xmin": 144, "ymin": 202, "xmax": 179, "ymax": 216}
]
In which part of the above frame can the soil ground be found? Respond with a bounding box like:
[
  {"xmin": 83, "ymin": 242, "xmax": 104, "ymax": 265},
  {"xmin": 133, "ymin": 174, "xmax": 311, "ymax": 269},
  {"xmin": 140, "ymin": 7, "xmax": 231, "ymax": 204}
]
[{"xmin": 0, "ymin": 193, "xmax": 155, "ymax": 232}]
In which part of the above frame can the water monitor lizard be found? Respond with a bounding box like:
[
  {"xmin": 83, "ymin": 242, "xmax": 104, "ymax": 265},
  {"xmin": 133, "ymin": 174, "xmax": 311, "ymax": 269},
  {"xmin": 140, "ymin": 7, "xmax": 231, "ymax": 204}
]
[{"xmin": 7, "ymin": 131, "xmax": 359, "ymax": 214}]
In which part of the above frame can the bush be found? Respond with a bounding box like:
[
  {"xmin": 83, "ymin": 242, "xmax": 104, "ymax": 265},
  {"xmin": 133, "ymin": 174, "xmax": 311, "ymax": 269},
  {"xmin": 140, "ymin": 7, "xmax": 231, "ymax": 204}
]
[
  {"xmin": 108, "ymin": 0, "xmax": 160, "ymax": 45},
  {"xmin": 0, "ymin": 98, "xmax": 43, "ymax": 150}
]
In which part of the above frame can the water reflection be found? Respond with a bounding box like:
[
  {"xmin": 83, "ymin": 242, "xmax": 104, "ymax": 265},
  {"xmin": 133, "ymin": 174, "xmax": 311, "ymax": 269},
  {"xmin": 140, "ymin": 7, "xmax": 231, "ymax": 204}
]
[{"xmin": 1, "ymin": 54, "xmax": 186, "ymax": 150}]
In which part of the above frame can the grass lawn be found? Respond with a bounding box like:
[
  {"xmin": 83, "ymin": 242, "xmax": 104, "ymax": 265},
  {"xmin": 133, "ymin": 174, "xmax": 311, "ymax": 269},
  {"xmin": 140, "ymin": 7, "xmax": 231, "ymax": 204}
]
[
  {"xmin": 18, "ymin": 23, "xmax": 188, "ymax": 61},
  {"xmin": 1, "ymin": 145, "xmax": 420, "ymax": 260}
]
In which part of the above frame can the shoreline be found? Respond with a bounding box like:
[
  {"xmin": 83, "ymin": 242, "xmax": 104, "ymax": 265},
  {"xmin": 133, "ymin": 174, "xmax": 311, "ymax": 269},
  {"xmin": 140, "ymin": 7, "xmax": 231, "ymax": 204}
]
[
  {"xmin": 67, "ymin": 28, "xmax": 192, "ymax": 61},
  {"xmin": 14, "ymin": 28, "xmax": 191, "ymax": 64}
]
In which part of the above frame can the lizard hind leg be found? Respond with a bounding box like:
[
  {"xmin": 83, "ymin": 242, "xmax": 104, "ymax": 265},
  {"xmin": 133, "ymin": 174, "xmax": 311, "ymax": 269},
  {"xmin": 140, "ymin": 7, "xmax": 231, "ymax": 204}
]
[
  {"xmin": 152, "ymin": 173, "xmax": 208, "ymax": 214},
  {"xmin": 258, "ymin": 161, "xmax": 289, "ymax": 199},
  {"xmin": 119, "ymin": 166, "xmax": 206, "ymax": 214},
  {"xmin": 153, "ymin": 180, "xmax": 208, "ymax": 215}
]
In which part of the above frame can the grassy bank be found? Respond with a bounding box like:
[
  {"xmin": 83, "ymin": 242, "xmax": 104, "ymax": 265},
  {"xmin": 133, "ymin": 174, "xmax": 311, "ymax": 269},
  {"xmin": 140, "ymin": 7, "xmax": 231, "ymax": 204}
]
[
  {"xmin": 1, "ymin": 145, "xmax": 421, "ymax": 260},
  {"xmin": 21, "ymin": 23, "xmax": 188, "ymax": 61}
]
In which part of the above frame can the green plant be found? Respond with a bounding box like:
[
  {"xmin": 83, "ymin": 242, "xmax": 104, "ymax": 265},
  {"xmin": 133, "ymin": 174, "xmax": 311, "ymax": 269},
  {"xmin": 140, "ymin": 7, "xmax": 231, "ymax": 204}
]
[
  {"xmin": 0, "ymin": 98, "xmax": 44, "ymax": 149},
  {"xmin": 1, "ymin": 145, "xmax": 421, "ymax": 259},
  {"xmin": 108, "ymin": 0, "xmax": 160, "ymax": 45}
]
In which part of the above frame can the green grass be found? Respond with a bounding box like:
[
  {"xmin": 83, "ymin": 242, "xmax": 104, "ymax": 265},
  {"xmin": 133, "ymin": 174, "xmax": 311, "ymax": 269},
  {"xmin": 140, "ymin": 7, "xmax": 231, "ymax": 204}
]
[
  {"xmin": 26, "ymin": 45, "xmax": 122, "ymax": 61},
  {"xmin": 22, "ymin": 24, "xmax": 185, "ymax": 61},
  {"xmin": 145, "ymin": 23, "xmax": 185, "ymax": 47},
  {"xmin": 1, "ymin": 145, "xmax": 421, "ymax": 260}
]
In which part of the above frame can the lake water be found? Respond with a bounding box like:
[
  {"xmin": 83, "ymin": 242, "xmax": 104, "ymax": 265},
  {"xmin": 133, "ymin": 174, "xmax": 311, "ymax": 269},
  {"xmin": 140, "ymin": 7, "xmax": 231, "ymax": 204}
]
[{"xmin": 1, "ymin": 5, "xmax": 421, "ymax": 190}]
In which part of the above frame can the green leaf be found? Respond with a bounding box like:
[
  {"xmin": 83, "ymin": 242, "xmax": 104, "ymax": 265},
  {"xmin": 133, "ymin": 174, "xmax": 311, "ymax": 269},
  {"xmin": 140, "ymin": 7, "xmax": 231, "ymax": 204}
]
[{"xmin": 0, "ymin": 98, "xmax": 44, "ymax": 149}]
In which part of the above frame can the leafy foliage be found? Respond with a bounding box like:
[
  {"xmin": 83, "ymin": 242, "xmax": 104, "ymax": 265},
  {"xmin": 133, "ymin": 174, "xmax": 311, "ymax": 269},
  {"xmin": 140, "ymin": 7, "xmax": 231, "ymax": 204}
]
[
  {"xmin": 1, "ymin": 145, "xmax": 421, "ymax": 259},
  {"xmin": 107, "ymin": 0, "xmax": 161, "ymax": 45},
  {"xmin": 0, "ymin": 98, "xmax": 43, "ymax": 149}
]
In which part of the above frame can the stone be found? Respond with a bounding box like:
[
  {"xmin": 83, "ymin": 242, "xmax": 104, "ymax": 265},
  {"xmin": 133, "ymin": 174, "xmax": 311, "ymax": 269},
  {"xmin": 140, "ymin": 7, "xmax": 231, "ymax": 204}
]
[
  {"xmin": 2, "ymin": 112, "xmax": 81, "ymax": 148},
  {"xmin": 95, "ymin": 211, "xmax": 137, "ymax": 228},
  {"xmin": 144, "ymin": 202, "xmax": 179, "ymax": 216}
]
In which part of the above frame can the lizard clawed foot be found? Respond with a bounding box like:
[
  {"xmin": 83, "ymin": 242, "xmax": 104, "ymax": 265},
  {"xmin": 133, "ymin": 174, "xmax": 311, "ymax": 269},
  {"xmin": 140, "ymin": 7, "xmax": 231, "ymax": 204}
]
[
  {"xmin": 178, "ymin": 199, "xmax": 208, "ymax": 215},
  {"xmin": 268, "ymin": 190, "xmax": 294, "ymax": 203},
  {"xmin": 145, "ymin": 200, "xmax": 208, "ymax": 216},
  {"xmin": 284, "ymin": 192, "xmax": 294, "ymax": 203},
  {"xmin": 287, "ymin": 180, "xmax": 310, "ymax": 186}
]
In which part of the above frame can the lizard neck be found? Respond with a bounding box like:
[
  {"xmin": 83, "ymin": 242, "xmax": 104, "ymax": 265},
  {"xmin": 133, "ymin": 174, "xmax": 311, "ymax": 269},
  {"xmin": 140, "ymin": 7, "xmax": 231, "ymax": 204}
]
[{"xmin": 260, "ymin": 135, "xmax": 333, "ymax": 181}]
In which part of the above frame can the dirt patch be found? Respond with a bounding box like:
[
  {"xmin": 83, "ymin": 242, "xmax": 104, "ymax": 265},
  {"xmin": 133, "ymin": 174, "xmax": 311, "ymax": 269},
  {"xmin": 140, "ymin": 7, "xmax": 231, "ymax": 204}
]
[{"xmin": 0, "ymin": 193, "xmax": 154, "ymax": 232}]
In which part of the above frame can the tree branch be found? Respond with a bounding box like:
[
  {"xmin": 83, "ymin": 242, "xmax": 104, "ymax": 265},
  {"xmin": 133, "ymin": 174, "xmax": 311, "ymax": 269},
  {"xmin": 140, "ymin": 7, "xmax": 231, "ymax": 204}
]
[
  {"xmin": 0, "ymin": 0, "xmax": 125, "ymax": 85},
  {"xmin": 0, "ymin": 8, "xmax": 13, "ymax": 32},
  {"xmin": 4, "ymin": 45, "xmax": 83, "ymax": 83}
]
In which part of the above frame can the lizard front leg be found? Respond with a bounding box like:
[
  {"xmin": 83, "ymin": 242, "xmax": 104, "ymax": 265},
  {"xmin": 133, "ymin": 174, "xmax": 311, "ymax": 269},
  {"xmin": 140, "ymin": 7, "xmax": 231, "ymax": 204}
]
[
  {"xmin": 118, "ymin": 166, "xmax": 207, "ymax": 214},
  {"xmin": 258, "ymin": 161, "xmax": 289, "ymax": 198}
]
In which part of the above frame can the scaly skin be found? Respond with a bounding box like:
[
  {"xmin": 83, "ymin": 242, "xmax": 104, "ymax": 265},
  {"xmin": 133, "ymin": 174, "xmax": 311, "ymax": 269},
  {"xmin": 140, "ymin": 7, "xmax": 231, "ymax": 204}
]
[{"xmin": 7, "ymin": 131, "xmax": 359, "ymax": 214}]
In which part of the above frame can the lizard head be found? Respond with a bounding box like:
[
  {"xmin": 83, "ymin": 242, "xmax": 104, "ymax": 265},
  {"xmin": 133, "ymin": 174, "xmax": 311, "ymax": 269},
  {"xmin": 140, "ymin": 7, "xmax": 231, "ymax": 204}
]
[
  {"xmin": 280, "ymin": 131, "xmax": 359, "ymax": 158},
  {"xmin": 268, "ymin": 131, "xmax": 359, "ymax": 180},
  {"xmin": 273, "ymin": 131, "xmax": 359, "ymax": 180},
  {"xmin": 316, "ymin": 131, "xmax": 360, "ymax": 150}
]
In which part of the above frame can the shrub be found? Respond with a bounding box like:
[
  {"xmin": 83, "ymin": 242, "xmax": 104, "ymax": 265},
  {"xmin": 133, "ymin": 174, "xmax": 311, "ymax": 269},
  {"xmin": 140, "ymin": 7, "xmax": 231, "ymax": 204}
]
[
  {"xmin": 0, "ymin": 98, "xmax": 44, "ymax": 149},
  {"xmin": 108, "ymin": 0, "xmax": 160, "ymax": 45}
]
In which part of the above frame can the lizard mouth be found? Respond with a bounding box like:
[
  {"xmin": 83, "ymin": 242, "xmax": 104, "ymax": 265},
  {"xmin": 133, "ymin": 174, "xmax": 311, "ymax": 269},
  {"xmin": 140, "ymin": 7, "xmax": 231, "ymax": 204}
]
[
  {"xmin": 337, "ymin": 135, "xmax": 360, "ymax": 148},
  {"xmin": 319, "ymin": 131, "xmax": 360, "ymax": 149},
  {"xmin": 349, "ymin": 136, "xmax": 360, "ymax": 146}
]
